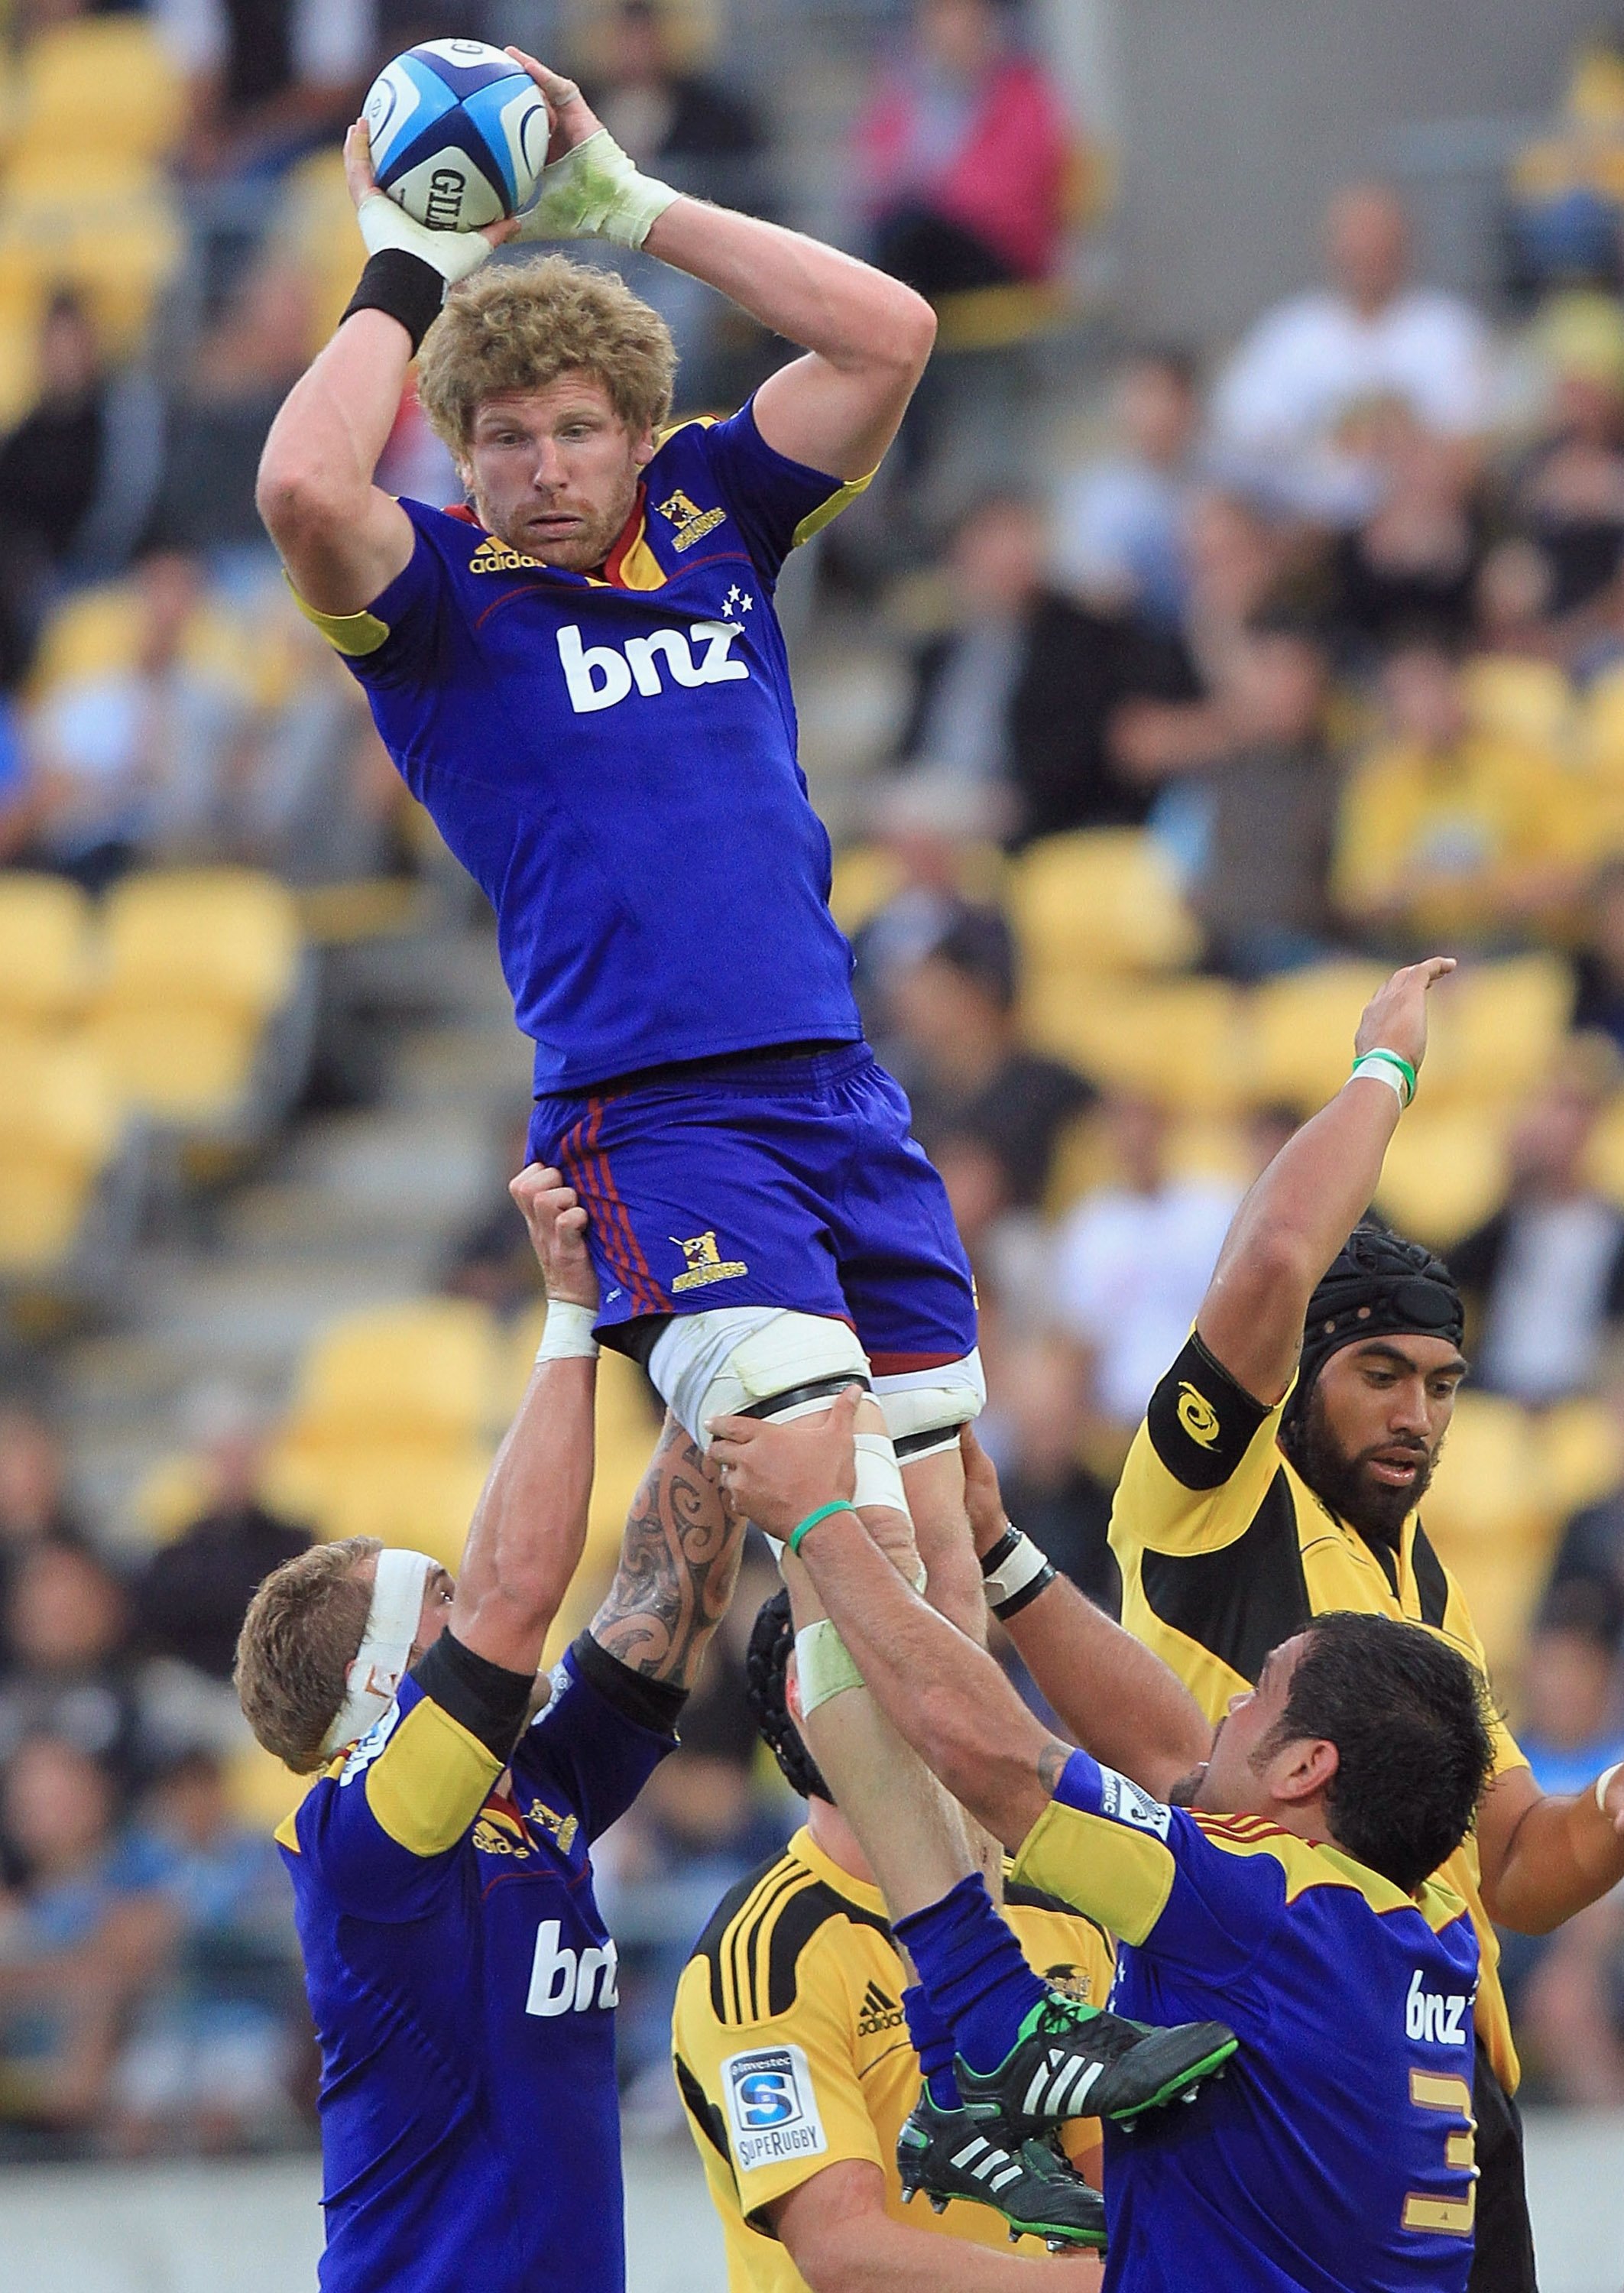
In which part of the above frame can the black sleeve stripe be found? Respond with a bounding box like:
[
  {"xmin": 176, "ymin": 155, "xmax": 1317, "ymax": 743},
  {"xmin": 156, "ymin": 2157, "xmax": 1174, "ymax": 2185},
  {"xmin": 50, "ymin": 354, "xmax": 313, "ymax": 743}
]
[
  {"xmin": 410, "ymin": 1629, "xmax": 533, "ymax": 1761},
  {"xmin": 765, "ymin": 1881, "xmax": 890, "ymax": 2020},
  {"xmin": 693, "ymin": 1853, "xmax": 796, "ymax": 2024},
  {"xmin": 675, "ymin": 2053, "xmax": 737, "ymax": 2187},
  {"xmin": 744, "ymin": 1871, "xmax": 815, "ymax": 2022},
  {"xmin": 1145, "ymin": 1334, "xmax": 1273, "ymax": 1494},
  {"xmin": 571, "ymin": 1630, "xmax": 687, "ymax": 1737},
  {"xmin": 1411, "ymin": 1522, "xmax": 1451, "ymax": 1630},
  {"xmin": 1139, "ymin": 1471, "xmax": 1312, "ymax": 1687}
]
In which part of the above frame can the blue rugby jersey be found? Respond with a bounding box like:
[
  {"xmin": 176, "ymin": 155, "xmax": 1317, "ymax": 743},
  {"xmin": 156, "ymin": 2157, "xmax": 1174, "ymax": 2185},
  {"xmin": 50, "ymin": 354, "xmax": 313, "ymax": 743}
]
[
  {"xmin": 277, "ymin": 1643, "xmax": 675, "ymax": 2293},
  {"xmin": 296, "ymin": 401, "xmax": 870, "ymax": 1091},
  {"xmin": 1013, "ymin": 1751, "xmax": 1482, "ymax": 2293}
]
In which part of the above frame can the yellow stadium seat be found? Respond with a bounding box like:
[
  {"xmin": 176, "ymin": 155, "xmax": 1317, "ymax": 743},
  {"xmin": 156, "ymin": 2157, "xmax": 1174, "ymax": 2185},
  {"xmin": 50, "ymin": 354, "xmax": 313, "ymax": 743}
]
[
  {"xmin": 263, "ymin": 1440, "xmax": 495, "ymax": 1570},
  {"xmin": 1421, "ymin": 1393, "xmax": 1566, "ymax": 1687},
  {"xmin": 287, "ymin": 1299, "xmax": 502, "ymax": 1445},
  {"xmin": 1008, "ymin": 830, "xmax": 1201, "ymax": 980},
  {"xmin": 87, "ymin": 1006, "xmax": 268, "ymax": 1124},
  {"xmin": 1583, "ymin": 1089, "xmax": 1624, "ymax": 1207},
  {"xmin": 10, "ymin": 19, "xmax": 185, "ymax": 166},
  {"xmin": 1246, "ymin": 962, "xmax": 1389, "ymax": 1112},
  {"xmin": 226, "ymin": 1742, "xmax": 312, "ymax": 1831},
  {"xmin": 99, "ymin": 869, "xmax": 301, "ymax": 1017},
  {"xmin": 26, "ymin": 580, "xmax": 261, "ymax": 702},
  {"xmin": 1372, "ymin": 1104, "xmax": 1510, "ymax": 1249},
  {"xmin": 0, "ymin": 1034, "xmax": 121, "ymax": 1274},
  {"xmin": 1582, "ymin": 662, "xmax": 1624, "ymax": 779},
  {"xmin": 1461, "ymin": 656, "xmax": 1575, "ymax": 752},
  {"xmin": 1421, "ymin": 955, "xmax": 1574, "ymax": 1107},
  {"xmin": 0, "ymin": 874, "xmax": 93, "ymax": 1026},
  {"xmin": 0, "ymin": 175, "xmax": 181, "ymax": 358},
  {"xmin": 1536, "ymin": 1397, "xmax": 1624, "ymax": 1519},
  {"xmin": 1023, "ymin": 976, "xmax": 1247, "ymax": 1114},
  {"xmin": 828, "ymin": 846, "xmax": 905, "ymax": 937}
]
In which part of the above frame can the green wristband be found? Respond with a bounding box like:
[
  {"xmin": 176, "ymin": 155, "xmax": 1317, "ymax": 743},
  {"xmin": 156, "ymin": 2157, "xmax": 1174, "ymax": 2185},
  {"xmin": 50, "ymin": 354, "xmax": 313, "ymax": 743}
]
[
  {"xmin": 788, "ymin": 1501, "xmax": 857, "ymax": 1558},
  {"xmin": 1351, "ymin": 1049, "xmax": 1417, "ymax": 1107}
]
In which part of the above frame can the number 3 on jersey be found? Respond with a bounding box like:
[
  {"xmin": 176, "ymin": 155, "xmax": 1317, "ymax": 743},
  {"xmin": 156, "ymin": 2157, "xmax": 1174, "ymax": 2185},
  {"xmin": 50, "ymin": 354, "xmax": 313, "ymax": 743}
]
[{"xmin": 1402, "ymin": 2070, "xmax": 1477, "ymax": 2237}]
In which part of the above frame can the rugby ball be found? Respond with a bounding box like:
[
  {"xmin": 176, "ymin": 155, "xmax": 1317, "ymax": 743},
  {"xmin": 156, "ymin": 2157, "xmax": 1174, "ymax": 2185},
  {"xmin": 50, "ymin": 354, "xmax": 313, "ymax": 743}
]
[{"xmin": 364, "ymin": 40, "xmax": 549, "ymax": 232}]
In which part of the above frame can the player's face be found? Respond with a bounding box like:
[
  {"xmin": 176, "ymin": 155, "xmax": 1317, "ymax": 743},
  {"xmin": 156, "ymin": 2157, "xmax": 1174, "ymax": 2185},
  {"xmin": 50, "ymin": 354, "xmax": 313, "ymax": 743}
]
[
  {"xmin": 1186, "ymin": 1636, "xmax": 1310, "ymax": 1815},
  {"xmin": 411, "ymin": 1566, "xmax": 455, "ymax": 1662},
  {"xmin": 1306, "ymin": 1336, "xmax": 1467, "ymax": 1539},
  {"xmin": 462, "ymin": 375, "xmax": 656, "ymax": 570}
]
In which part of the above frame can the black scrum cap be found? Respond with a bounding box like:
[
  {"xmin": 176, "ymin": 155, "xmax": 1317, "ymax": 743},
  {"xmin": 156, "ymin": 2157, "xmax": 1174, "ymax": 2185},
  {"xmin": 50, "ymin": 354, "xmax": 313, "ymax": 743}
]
[
  {"xmin": 744, "ymin": 1588, "xmax": 833, "ymax": 1805},
  {"xmin": 1284, "ymin": 1220, "xmax": 1464, "ymax": 1435}
]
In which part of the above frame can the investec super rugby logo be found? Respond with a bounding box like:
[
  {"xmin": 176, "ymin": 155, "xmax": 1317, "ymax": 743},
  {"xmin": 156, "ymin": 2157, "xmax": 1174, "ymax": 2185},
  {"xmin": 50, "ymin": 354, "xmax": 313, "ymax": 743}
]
[{"xmin": 556, "ymin": 620, "xmax": 749, "ymax": 713}]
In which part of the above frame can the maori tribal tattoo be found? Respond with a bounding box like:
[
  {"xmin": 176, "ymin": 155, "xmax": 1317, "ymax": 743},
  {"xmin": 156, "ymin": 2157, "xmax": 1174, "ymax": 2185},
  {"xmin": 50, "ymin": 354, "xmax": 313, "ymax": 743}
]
[{"xmin": 591, "ymin": 1416, "xmax": 746, "ymax": 1688}]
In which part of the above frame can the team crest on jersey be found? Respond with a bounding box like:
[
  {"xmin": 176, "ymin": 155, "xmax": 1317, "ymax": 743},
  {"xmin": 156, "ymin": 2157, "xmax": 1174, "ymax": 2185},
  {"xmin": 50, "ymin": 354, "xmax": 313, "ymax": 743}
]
[
  {"xmin": 670, "ymin": 1231, "xmax": 749, "ymax": 1292},
  {"xmin": 1176, "ymin": 1382, "xmax": 1220, "ymax": 1448},
  {"xmin": 468, "ymin": 534, "xmax": 542, "ymax": 573},
  {"xmin": 654, "ymin": 488, "xmax": 728, "ymax": 552},
  {"xmin": 527, "ymin": 1798, "xmax": 580, "ymax": 1857}
]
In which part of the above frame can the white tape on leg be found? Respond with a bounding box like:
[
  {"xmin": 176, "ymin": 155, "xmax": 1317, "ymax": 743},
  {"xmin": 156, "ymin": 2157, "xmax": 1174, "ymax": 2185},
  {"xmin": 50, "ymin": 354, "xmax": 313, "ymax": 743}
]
[
  {"xmin": 875, "ymin": 1351, "xmax": 987, "ymax": 1462},
  {"xmin": 794, "ymin": 1618, "xmax": 864, "ymax": 1714},
  {"xmin": 853, "ymin": 1430, "xmax": 909, "ymax": 1519}
]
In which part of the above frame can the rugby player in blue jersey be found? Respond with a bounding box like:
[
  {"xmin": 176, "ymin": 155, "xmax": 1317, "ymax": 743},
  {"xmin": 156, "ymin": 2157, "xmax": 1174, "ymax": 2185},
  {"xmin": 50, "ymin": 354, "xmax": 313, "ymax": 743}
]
[
  {"xmin": 711, "ymin": 1391, "xmax": 1499, "ymax": 2293},
  {"xmin": 234, "ymin": 1166, "xmax": 749, "ymax": 2293},
  {"xmin": 254, "ymin": 48, "xmax": 1229, "ymax": 2178}
]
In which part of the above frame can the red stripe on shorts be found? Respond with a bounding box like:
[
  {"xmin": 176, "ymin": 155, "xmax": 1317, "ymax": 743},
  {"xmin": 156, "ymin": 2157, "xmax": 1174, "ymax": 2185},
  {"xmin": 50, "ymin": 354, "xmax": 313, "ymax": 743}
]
[
  {"xmin": 585, "ymin": 1100, "xmax": 670, "ymax": 1312},
  {"xmin": 558, "ymin": 1112, "xmax": 653, "ymax": 1315}
]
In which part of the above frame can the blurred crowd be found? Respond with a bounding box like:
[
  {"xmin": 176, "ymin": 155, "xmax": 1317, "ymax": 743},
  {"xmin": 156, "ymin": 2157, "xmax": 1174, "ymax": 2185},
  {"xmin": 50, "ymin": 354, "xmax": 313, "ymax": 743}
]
[{"xmin": 8, "ymin": 0, "xmax": 1624, "ymax": 2155}]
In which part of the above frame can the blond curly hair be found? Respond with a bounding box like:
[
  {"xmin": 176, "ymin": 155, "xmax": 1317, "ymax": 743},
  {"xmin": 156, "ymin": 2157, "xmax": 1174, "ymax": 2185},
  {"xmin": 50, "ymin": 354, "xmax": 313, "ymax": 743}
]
[{"xmin": 416, "ymin": 255, "xmax": 679, "ymax": 454}]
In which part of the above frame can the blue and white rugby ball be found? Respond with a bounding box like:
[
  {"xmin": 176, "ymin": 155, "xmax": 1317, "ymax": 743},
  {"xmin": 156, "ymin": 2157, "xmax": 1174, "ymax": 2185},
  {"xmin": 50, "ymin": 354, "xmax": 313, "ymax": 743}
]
[{"xmin": 364, "ymin": 40, "xmax": 549, "ymax": 232}]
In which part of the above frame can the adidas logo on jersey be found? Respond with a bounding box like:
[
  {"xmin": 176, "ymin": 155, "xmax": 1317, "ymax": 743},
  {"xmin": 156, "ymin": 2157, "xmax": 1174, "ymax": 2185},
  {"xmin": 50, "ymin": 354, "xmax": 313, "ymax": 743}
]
[
  {"xmin": 1405, "ymin": 1970, "xmax": 1471, "ymax": 2046},
  {"xmin": 857, "ymin": 1981, "xmax": 905, "ymax": 2038},
  {"xmin": 526, "ymin": 1918, "xmax": 619, "ymax": 2017},
  {"xmin": 468, "ymin": 535, "xmax": 542, "ymax": 573},
  {"xmin": 556, "ymin": 621, "xmax": 749, "ymax": 714}
]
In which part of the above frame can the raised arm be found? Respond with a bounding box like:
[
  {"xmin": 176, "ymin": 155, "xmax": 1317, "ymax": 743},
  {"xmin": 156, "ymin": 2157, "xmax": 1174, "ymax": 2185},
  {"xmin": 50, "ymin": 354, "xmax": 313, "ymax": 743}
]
[
  {"xmin": 588, "ymin": 1411, "xmax": 747, "ymax": 1692},
  {"xmin": 509, "ymin": 57, "xmax": 935, "ymax": 479},
  {"xmin": 1197, "ymin": 958, "xmax": 1454, "ymax": 1403},
  {"xmin": 446, "ymin": 1166, "xmax": 599, "ymax": 1675},
  {"xmin": 959, "ymin": 1432, "xmax": 1209, "ymax": 1796},
  {"xmin": 1476, "ymin": 1737, "xmax": 1624, "ymax": 1933}
]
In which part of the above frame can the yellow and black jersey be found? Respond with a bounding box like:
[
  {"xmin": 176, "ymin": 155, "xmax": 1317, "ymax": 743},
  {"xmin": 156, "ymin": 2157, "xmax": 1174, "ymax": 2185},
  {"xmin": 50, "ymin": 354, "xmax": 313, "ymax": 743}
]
[
  {"xmin": 672, "ymin": 1825, "xmax": 1113, "ymax": 2291},
  {"xmin": 1108, "ymin": 1331, "xmax": 1529, "ymax": 2090}
]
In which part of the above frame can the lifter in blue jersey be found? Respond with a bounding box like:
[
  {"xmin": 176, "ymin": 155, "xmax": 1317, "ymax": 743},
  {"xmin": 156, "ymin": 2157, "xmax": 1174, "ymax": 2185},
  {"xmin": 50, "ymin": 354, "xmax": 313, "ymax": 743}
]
[
  {"xmin": 712, "ymin": 1393, "xmax": 1499, "ymax": 2293},
  {"xmin": 234, "ymin": 1168, "xmax": 747, "ymax": 2293},
  {"xmin": 253, "ymin": 43, "xmax": 1138, "ymax": 2162}
]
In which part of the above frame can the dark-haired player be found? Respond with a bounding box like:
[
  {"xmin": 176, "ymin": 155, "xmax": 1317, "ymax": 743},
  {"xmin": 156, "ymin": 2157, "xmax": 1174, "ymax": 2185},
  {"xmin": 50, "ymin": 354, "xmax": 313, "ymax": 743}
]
[
  {"xmin": 1089, "ymin": 955, "xmax": 1624, "ymax": 2293},
  {"xmin": 708, "ymin": 1390, "xmax": 1500, "ymax": 2293},
  {"xmin": 673, "ymin": 1589, "xmax": 1115, "ymax": 2283}
]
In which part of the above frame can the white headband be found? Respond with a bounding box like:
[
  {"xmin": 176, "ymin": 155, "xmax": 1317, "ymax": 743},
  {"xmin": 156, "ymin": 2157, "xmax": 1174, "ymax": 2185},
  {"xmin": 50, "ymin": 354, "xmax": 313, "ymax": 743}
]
[{"xmin": 320, "ymin": 1549, "xmax": 436, "ymax": 1759}]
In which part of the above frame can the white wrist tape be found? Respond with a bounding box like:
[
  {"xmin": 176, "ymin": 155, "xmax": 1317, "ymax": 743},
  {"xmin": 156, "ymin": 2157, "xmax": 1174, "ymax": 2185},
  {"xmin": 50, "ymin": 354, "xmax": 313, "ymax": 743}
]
[
  {"xmin": 535, "ymin": 1301, "xmax": 600, "ymax": 1362},
  {"xmin": 1350, "ymin": 1050, "xmax": 1413, "ymax": 1109},
  {"xmin": 514, "ymin": 128, "xmax": 678, "ymax": 248},
  {"xmin": 794, "ymin": 1618, "xmax": 865, "ymax": 1716},
  {"xmin": 319, "ymin": 1548, "xmax": 436, "ymax": 1758},
  {"xmin": 357, "ymin": 191, "xmax": 494, "ymax": 284},
  {"xmin": 1596, "ymin": 1760, "xmax": 1623, "ymax": 1815},
  {"xmin": 981, "ymin": 1527, "xmax": 1051, "ymax": 1613}
]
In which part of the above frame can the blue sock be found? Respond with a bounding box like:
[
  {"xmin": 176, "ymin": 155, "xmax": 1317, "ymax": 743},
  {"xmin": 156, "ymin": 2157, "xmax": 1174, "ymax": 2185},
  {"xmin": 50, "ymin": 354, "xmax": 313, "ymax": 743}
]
[
  {"xmin": 893, "ymin": 1874, "xmax": 1046, "ymax": 2076},
  {"xmin": 902, "ymin": 1983, "xmax": 961, "ymax": 2110}
]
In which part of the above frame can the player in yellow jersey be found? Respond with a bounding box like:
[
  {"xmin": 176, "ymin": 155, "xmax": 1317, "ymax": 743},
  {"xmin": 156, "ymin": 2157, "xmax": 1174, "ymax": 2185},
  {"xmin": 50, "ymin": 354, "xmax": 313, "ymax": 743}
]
[
  {"xmin": 673, "ymin": 1588, "xmax": 1110, "ymax": 2288},
  {"xmin": 1085, "ymin": 955, "xmax": 1624, "ymax": 2293}
]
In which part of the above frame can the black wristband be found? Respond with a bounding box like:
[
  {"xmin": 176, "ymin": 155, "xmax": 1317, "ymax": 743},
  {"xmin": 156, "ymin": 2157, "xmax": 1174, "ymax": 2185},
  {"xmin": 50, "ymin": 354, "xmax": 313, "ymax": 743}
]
[
  {"xmin": 571, "ymin": 1630, "xmax": 688, "ymax": 1737},
  {"xmin": 979, "ymin": 1525, "xmax": 1023, "ymax": 1580},
  {"xmin": 342, "ymin": 249, "xmax": 446, "ymax": 355},
  {"xmin": 411, "ymin": 1627, "xmax": 535, "ymax": 1760},
  {"xmin": 994, "ymin": 1562, "xmax": 1056, "ymax": 1622}
]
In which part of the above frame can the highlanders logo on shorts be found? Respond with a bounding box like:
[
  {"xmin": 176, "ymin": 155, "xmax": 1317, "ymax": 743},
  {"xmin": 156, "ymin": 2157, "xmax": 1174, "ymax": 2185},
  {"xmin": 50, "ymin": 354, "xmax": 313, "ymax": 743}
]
[
  {"xmin": 722, "ymin": 2044, "xmax": 828, "ymax": 2171},
  {"xmin": 671, "ymin": 1231, "xmax": 749, "ymax": 1292}
]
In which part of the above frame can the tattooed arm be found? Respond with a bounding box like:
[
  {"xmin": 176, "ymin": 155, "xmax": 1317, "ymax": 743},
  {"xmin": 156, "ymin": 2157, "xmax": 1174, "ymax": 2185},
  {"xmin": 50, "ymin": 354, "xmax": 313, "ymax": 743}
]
[{"xmin": 588, "ymin": 1412, "xmax": 747, "ymax": 1688}]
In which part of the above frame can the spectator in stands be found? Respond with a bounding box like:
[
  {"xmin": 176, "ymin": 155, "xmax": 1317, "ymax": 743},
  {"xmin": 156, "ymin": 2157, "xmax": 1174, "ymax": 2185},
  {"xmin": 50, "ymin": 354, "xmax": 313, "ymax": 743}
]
[
  {"xmin": 1323, "ymin": 404, "xmax": 1485, "ymax": 662},
  {"xmin": 1209, "ymin": 181, "xmax": 1493, "ymax": 524},
  {"xmin": 1050, "ymin": 1091, "xmax": 1240, "ymax": 1435},
  {"xmin": 1503, "ymin": 41, "xmax": 1624, "ymax": 300},
  {"xmin": 151, "ymin": 262, "xmax": 315, "ymax": 570},
  {"xmin": 1332, "ymin": 638, "xmax": 1584, "ymax": 950},
  {"xmin": 882, "ymin": 901, "xmax": 1093, "ymax": 1208},
  {"xmin": 21, "ymin": 550, "xmax": 254, "ymax": 890},
  {"xmin": 133, "ymin": 1387, "xmax": 310, "ymax": 1689},
  {"xmin": 110, "ymin": 1750, "xmax": 302, "ymax": 2155},
  {"xmin": 979, "ymin": 1331, "xmax": 1117, "ymax": 1614},
  {"xmin": 1451, "ymin": 1052, "xmax": 1624, "ymax": 1405},
  {"xmin": 1117, "ymin": 618, "xmax": 1343, "ymax": 978},
  {"xmin": 0, "ymin": 1734, "xmax": 173, "ymax": 2148},
  {"xmin": 585, "ymin": 1, "xmax": 767, "ymax": 210},
  {"xmin": 857, "ymin": 0, "xmax": 1074, "ymax": 300},
  {"xmin": 1573, "ymin": 857, "xmax": 1624, "ymax": 1053},
  {"xmin": 0, "ymin": 290, "xmax": 164, "ymax": 598},
  {"xmin": 1506, "ymin": 303, "xmax": 1624, "ymax": 624},
  {"xmin": 0, "ymin": 1546, "xmax": 146, "ymax": 1792},
  {"xmin": 442, "ymin": 1113, "xmax": 547, "ymax": 1318},
  {"xmin": 157, "ymin": 0, "xmax": 375, "ymax": 185},
  {"xmin": 1051, "ymin": 347, "xmax": 1204, "ymax": 632},
  {"xmin": 893, "ymin": 492, "xmax": 1198, "ymax": 845},
  {"xmin": 0, "ymin": 1409, "xmax": 92, "ymax": 1675},
  {"xmin": 1519, "ymin": 1580, "xmax": 1624, "ymax": 1792}
]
